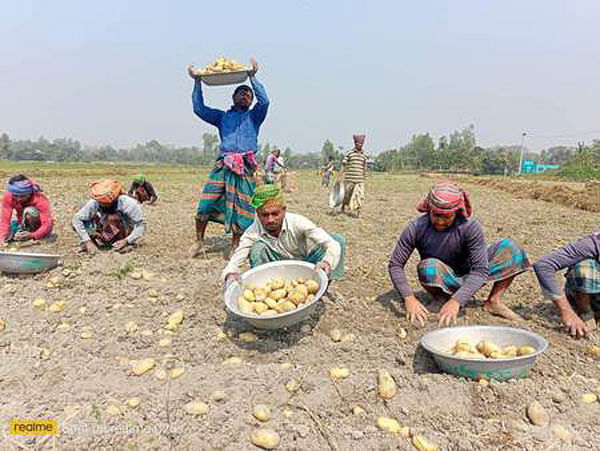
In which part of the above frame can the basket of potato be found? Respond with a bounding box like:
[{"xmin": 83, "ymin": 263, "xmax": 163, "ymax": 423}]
[
  {"xmin": 191, "ymin": 57, "xmax": 250, "ymax": 86},
  {"xmin": 420, "ymin": 326, "xmax": 548, "ymax": 381},
  {"xmin": 224, "ymin": 261, "xmax": 328, "ymax": 329}
]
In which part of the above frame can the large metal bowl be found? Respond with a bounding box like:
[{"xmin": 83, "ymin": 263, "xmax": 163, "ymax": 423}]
[
  {"xmin": 200, "ymin": 70, "xmax": 250, "ymax": 86},
  {"xmin": 420, "ymin": 326, "xmax": 549, "ymax": 381},
  {"xmin": 224, "ymin": 261, "xmax": 328, "ymax": 330},
  {"xmin": 0, "ymin": 251, "xmax": 60, "ymax": 274}
]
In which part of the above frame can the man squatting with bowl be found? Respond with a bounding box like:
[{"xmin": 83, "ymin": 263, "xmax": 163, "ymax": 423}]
[{"xmin": 222, "ymin": 184, "xmax": 346, "ymax": 286}]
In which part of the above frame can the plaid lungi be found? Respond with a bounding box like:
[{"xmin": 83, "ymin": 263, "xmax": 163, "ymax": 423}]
[
  {"xmin": 565, "ymin": 259, "xmax": 600, "ymax": 313},
  {"xmin": 248, "ymin": 234, "xmax": 346, "ymax": 280},
  {"xmin": 342, "ymin": 182, "xmax": 364, "ymax": 212},
  {"xmin": 196, "ymin": 162, "xmax": 256, "ymax": 234},
  {"xmin": 417, "ymin": 237, "xmax": 531, "ymax": 297}
]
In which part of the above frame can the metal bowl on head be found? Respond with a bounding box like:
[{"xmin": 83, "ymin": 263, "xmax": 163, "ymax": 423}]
[
  {"xmin": 224, "ymin": 261, "xmax": 328, "ymax": 330},
  {"xmin": 420, "ymin": 325, "xmax": 549, "ymax": 381},
  {"xmin": 199, "ymin": 70, "xmax": 250, "ymax": 86},
  {"xmin": 0, "ymin": 251, "xmax": 60, "ymax": 274}
]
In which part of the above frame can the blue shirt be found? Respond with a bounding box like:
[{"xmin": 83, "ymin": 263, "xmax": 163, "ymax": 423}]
[{"xmin": 192, "ymin": 76, "xmax": 269, "ymax": 157}]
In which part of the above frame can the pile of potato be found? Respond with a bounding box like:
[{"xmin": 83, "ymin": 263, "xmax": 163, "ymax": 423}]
[
  {"xmin": 449, "ymin": 338, "xmax": 536, "ymax": 359},
  {"xmin": 197, "ymin": 57, "xmax": 247, "ymax": 75},
  {"xmin": 237, "ymin": 276, "xmax": 320, "ymax": 316}
]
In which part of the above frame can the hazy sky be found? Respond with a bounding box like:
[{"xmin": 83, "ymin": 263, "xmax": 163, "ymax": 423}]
[{"xmin": 2, "ymin": 0, "xmax": 600, "ymax": 153}]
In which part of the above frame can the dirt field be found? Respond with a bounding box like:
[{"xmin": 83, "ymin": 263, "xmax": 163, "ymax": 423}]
[{"xmin": 1, "ymin": 166, "xmax": 599, "ymax": 450}]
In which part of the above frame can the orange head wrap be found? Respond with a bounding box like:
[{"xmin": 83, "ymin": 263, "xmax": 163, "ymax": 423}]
[{"xmin": 90, "ymin": 180, "xmax": 124, "ymax": 205}]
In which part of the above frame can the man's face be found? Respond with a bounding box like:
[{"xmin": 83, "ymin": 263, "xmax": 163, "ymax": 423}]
[
  {"xmin": 355, "ymin": 140, "xmax": 364, "ymax": 151},
  {"xmin": 233, "ymin": 88, "xmax": 253, "ymax": 109},
  {"xmin": 429, "ymin": 211, "xmax": 457, "ymax": 232},
  {"xmin": 257, "ymin": 204, "xmax": 285, "ymax": 235},
  {"xmin": 13, "ymin": 193, "xmax": 32, "ymax": 204},
  {"xmin": 98, "ymin": 200, "xmax": 117, "ymax": 209}
]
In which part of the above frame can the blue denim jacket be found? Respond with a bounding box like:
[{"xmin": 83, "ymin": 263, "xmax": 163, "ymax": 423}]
[{"xmin": 192, "ymin": 76, "xmax": 269, "ymax": 157}]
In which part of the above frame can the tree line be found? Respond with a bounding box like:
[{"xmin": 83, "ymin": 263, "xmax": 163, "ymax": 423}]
[
  {"xmin": 0, "ymin": 128, "xmax": 587, "ymax": 175},
  {"xmin": 374, "ymin": 125, "xmax": 578, "ymax": 175}
]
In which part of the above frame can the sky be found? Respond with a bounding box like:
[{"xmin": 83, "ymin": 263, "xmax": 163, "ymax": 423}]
[{"xmin": 2, "ymin": 0, "xmax": 600, "ymax": 154}]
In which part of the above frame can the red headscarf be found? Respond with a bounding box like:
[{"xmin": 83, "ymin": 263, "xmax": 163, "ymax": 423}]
[{"xmin": 416, "ymin": 181, "xmax": 472, "ymax": 218}]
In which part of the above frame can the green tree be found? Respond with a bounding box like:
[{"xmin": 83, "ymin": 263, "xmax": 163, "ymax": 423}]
[
  {"xmin": 321, "ymin": 139, "xmax": 336, "ymax": 163},
  {"xmin": 202, "ymin": 133, "xmax": 219, "ymax": 163},
  {"xmin": 0, "ymin": 133, "xmax": 10, "ymax": 159}
]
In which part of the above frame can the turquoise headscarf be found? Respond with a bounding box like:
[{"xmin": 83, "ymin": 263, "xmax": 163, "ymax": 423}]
[{"xmin": 133, "ymin": 174, "xmax": 146, "ymax": 184}]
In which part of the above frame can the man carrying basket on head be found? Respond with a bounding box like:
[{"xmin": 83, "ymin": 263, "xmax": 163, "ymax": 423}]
[{"xmin": 188, "ymin": 58, "xmax": 269, "ymax": 258}]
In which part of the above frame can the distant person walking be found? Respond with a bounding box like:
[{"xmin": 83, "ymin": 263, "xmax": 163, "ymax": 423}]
[
  {"xmin": 339, "ymin": 134, "xmax": 367, "ymax": 217},
  {"xmin": 264, "ymin": 148, "xmax": 285, "ymax": 184},
  {"xmin": 320, "ymin": 157, "xmax": 335, "ymax": 191},
  {"xmin": 187, "ymin": 58, "xmax": 269, "ymax": 257}
]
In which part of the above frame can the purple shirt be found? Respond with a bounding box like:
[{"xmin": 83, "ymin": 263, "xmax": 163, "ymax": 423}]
[
  {"xmin": 265, "ymin": 154, "xmax": 277, "ymax": 172},
  {"xmin": 388, "ymin": 214, "xmax": 490, "ymax": 306},
  {"xmin": 533, "ymin": 234, "xmax": 600, "ymax": 300}
]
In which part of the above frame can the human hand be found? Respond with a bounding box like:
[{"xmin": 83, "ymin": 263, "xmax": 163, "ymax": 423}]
[
  {"xmin": 85, "ymin": 240, "xmax": 98, "ymax": 255},
  {"xmin": 187, "ymin": 64, "xmax": 200, "ymax": 80},
  {"xmin": 225, "ymin": 273, "xmax": 241, "ymax": 289},
  {"xmin": 113, "ymin": 239, "xmax": 128, "ymax": 251},
  {"xmin": 315, "ymin": 261, "xmax": 331, "ymax": 276},
  {"xmin": 438, "ymin": 298, "xmax": 461, "ymax": 326},
  {"xmin": 405, "ymin": 295, "xmax": 429, "ymax": 326},
  {"xmin": 560, "ymin": 308, "xmax": 589, "ymax": 338},
  {"xmin": 248, "ymin": 57, "xmax": 258, "ymax": 77},
  {"xmin": 14, "ymin": 231, "xmax": 32, "ymax": 241}
]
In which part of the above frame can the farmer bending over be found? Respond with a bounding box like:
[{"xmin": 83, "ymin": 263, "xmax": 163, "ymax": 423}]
[
  {"xmin": 222, "ymin": 184, "xmax": 345, "ymax": 285},
  {"xmin": 0, "ymin": 174, "xmax": 54, "ymax": 245},
  {"xmin": 72, "ymin": 180, "xmax": 146, "ymax": 254},
  {"xmin": 128, "ymin": 174, "xmax": 158, "ymax": 204},
  {"xmin": 533, "ymin": 235, "xmax": 600, "ymax": 337},
  {"xmin": 388, "ymin": 181, "xmax": 531, "ymax": 326}
]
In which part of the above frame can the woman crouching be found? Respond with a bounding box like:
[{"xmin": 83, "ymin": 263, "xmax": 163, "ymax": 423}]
[{"xmin": 388, "ymin": 181, "xmax": 531, "ymax": 326}]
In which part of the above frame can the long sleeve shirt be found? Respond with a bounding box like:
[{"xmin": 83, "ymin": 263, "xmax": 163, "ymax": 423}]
[
  {"xmin": 0, "ymin": 192, "xmax": 53, "ymax": 241},
  {"xmin": 192, "ymin": 76, "xmax": 269, "ymax": 155},
  {"xmin": 222, "ymin": 212, "xmax": 341, "ymax": 279},
  {"xmin": 533, "ymin": 234, "xmax": 600, "ymax": 300},
  {"xmin": 388, "ymin": 214, "xmax": 490, "ymax": 306},
  {"xmin": 72, "ymin": 196, "xmax": 146, "ymax": 244}
]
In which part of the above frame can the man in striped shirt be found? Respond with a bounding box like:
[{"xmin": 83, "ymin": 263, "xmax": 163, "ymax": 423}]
[{"xmin": 339, "ymin": 134, "xmax": 367, "ymax": 217}]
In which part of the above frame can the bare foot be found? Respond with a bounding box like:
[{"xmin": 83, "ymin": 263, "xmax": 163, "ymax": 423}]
[
  {"xmin": 189, "ymin": 241, "xmax": 205, "ymax": 258},
  {"xmin": 484, "ymin": 302, "xmax": 523, "ymax": 321}
]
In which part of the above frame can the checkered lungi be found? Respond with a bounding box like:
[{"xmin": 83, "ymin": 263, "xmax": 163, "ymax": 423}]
[
  {"xmin": 565, "ymin": 259, "xmax": 600, "ymax": 313},
  {"xmin": 417, "ymin": 237, "xmax": 531, "ymax": 297}
]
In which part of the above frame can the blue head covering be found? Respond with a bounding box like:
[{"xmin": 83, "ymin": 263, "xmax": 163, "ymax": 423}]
[{"xmin": 7, "ymin": 177, "xmax": 42, "ymax": 195}]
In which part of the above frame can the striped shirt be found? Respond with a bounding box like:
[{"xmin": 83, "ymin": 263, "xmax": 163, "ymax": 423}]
[{"xmin": 342, "ymin": 148, "xmax": 367, "ymax": 183}]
